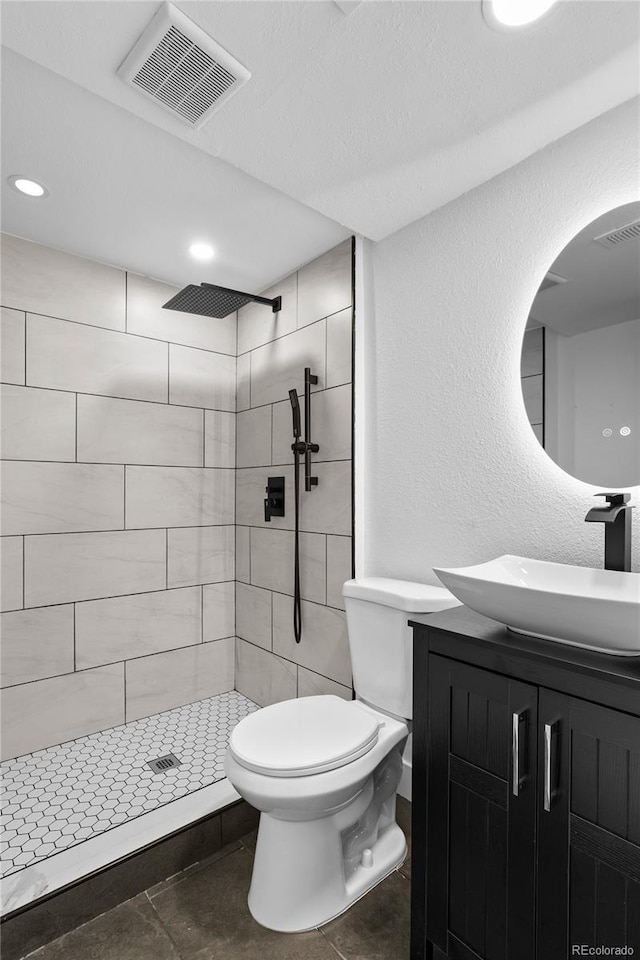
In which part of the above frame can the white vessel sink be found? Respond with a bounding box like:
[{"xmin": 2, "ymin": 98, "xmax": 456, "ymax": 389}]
[{"xmin": 433, "ymin": 555, "xmax": 640, "ymax": 656}]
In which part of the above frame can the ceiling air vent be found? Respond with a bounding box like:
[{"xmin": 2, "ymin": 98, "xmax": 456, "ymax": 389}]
[
  {"xmin": 538, "ymin": 271, "xmax": 567, "ymax": 293},
  {"xmin": 593, "ymin": 218, "xmax": 640, "ymax": 250},
  {"xmin": 117, "ymin": 3, "xmax": 250, "ymax": 128}
]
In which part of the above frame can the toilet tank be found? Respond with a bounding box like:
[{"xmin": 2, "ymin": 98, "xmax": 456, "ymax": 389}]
[{"xmin": 342, "ymin": 578, "xmax": 460, "ymax": 720}]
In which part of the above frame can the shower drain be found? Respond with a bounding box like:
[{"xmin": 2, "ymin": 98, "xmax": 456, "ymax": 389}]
[{"xmin": 147, "ymin": 754, "xmax": 182, "ymax": 774}]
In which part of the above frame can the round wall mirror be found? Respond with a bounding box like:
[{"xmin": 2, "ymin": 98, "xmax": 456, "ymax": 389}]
[{"xmin": 521, "ymin": 200, "xmax": 640, "ymax": 488}]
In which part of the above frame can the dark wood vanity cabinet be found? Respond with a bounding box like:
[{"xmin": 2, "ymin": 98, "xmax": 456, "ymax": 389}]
[{"xmin": 410, "ymin": 607, "xmax": 640, "ymax": 960}]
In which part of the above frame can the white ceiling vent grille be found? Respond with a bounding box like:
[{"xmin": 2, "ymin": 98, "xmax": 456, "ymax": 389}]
[
  {"xmin": 593, "ymin": 218, "xmax": 640, "ymax": 249},
  {"xmin": 117, "ymin": 3, "xmax": 250, "ymax": 128}
]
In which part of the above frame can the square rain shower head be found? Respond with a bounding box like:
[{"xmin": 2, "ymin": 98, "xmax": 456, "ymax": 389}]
[{"xmin": 163, "ymin": 283, "xmax": 281, "ymax": 319}]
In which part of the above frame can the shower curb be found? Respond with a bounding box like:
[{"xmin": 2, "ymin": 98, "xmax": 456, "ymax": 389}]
[{"xmin": 0, "ymin": 799, "xmax": 259, "ymax": 960}]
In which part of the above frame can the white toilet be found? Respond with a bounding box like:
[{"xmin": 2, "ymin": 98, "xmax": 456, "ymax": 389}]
[{"xmin": 224, "ymin": 577, "xmax": 458, "ymax": 932}]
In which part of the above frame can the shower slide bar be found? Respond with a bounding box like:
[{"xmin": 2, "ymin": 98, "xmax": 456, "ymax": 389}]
[{"xmin": 288, "ymin": 368, "xmax": 320, "ymax": 643}]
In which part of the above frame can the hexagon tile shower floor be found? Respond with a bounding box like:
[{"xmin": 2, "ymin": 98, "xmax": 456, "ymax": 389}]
[{"xmin": 0, "ymin": 691, "xmax": 258, "ymax": 876}]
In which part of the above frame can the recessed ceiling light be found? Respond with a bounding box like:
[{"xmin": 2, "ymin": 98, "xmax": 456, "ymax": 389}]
[
  {"xmin": 483, "ymin": 0, "xmax": 557, "ymax": 29},
  {"xmin": 189, "ymin": 242, "xmax": 215, "ymax": 262},
  {"xmin": 8, "ymin": 175, "xmax": 49, "ymax": 198}
]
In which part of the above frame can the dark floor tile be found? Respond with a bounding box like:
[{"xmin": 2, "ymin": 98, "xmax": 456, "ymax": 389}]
[
  {"xmin": 396, "ymin": 797, "xmax": 411, "ymax": 879},
  {"xmin": 26, "ymin": 895, "xmax": 180, "ymax": 960},
  {"xmin": 238, "ymin": 829, "xmax": 257, "ymax": 853},
  {"xmin": 191, "ymin": 929, "xmax": 343, "ymax": 960},
  {"xmin": 151, "ymin": 847, "xmax": 339, "ymax": 960},
  {"xmin": 1, "ymin": 813, "xmax": 223, "ymax": 960},
  {"xmin": 395, "ymin": 797, "xmax": 411, "ymax": 843},
  {"xmin": 321, "ymin": 870, "xmax": 411, "ymax": 960}
]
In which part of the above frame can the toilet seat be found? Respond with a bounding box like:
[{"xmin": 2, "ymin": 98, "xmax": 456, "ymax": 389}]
[{"xmin": 229, "ymin": 696, "xmax": 380, "ymax": 778}]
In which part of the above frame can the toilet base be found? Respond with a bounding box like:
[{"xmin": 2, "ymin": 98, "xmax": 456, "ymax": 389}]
[{"xmin": 247, "ymin": 813, "xmax": 407, "ymax": 933}]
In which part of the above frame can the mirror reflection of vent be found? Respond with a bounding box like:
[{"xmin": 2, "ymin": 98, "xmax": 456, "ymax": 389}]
[
  {"xmin": 117, "ymin": 3, "xmax": 250, "ymax": 128},
  {"xmin": 538, "ymin": 271, "xmax": 567, "ymax": 293},
  {"xmin": 593, "ymin": 218, "xmax": 640, "ymax": 249}
]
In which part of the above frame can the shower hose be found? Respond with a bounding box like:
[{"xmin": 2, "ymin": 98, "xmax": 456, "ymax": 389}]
[{"xmin": 293, "ymin": 443, "xmax": 302, "ymax": 644}]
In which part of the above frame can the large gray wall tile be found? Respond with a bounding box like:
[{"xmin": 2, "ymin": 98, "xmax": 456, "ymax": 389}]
[
  {"xmin": 1, "ymin": 461, "xmax": 124, "ymax": 535},
  {"xmin": 1, "ymin": 663, "xmax": 125, "ymax": 761},
  {"xmin": 238, "ymin": 464, "xmax": 349, "ymax": 534},
  {"xmin": 299, "ymin": 460, "xmax": 352, "ymax": 535},
  {"xmin": 250, "ymin": 322, "xmax": 325, "ymax": 408},
  {"xmin": 250, "ymin": 527, "xmax": 325, "ymax": 604},
  {"xmin": 235, "ymin": 526, "xmax": 250, "ymax": 583},
  {"xmin": 0, "ymin": 604, "xmax": 74, "ymax": 687},
  {"xmin": 326, "ymin": 308, "xmax": 353, "ymax": 388},
  {"xmin": 169, "ymin": 345, "xmax": 235, "ymax": 411},
  {"xmin": 24, "ymin": 529, "xmax": 166, "ymax": 607},
  {"xmin": 271, "ymin": 398, "xmax": 295, "ymax": 465},
  {"xmin": 312, "ymin": 385, "xmax": 352, "ymax": 462},
  {"xmin": 236, "ymin": 466, "xmax": 294, "ymax": 529},
  {"xmin": 272, "ymin": 388, "xmax": 351, "ymax": 465},
  {"xmin": 235, "ymin": 582, "xmax": 272, "ymax": 650},
  {"xmin": 76, "ymin": 587, "xmax": 202, "ymax": 669},
  {"xmin": 77, "ymin": 395, "xmax": 203, "ymax": 466},
  {"xmin": 203, "ymin": 581, "xmax": 235, "ymax": 641},
  {"xmin": 272, "ymin": 593, "xmax": 351, "ymax": 686},
  {"xmin": 297, "ymin": 239, "xmax": 352, "ymax": 328},
  {"xmin": 27, "ymin": 315, "xmax": 168, "ymax": 402},
  {"xmin": 297, "ymin": 665, "xmax": 352, "ymax": 701},
  {"xmin": 126, "ymin": 273, "xmax": 236, "ymax": 355},
  {"xmin": 236, "ymin": 406, "xmax": 272, "ymax": 468},
  {"xmin": 0, "ymin": 385, "xmax": 76, "ymax": 461},
  {"xmin": 167, "ymin": 525, "xmax": 234, "ymax": 587},
  {"xmin": 204, "ymin": 411, "xmax": 235, "ymax": 468},
  {"xmin": 236, "ymin": 353, "xmax": 251, "ymax": 412},
  {"xmin": 125, "ymin": 638, "xmax": 234, "ymax": 722},
  {"xmin": 237, "ymin": 273, "xmax": 297, "ymax": 354},
  {"xmin": 1, "ymin": 234, "xmax": 125, "ymax": 331},
  {"xmin": 0, "ymin": 307, "xmax": 25, "ymax": 384},
  {"xmin": 0, "ymin": 536, "xmax": 22, "ymax": 611},
  {"xmin": 326, "ymin": 535, "xmax": 352, "ymax": 610},
  {"xmin": 235, "ymin": 638, "xmax": 296, "ymax": 708},
  {"xmin": 126, "ymin": 466, "xmax": 234, "ymax": 528}
]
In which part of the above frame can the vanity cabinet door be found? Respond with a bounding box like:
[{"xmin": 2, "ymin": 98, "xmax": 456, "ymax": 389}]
[
  {"xmin": 424, "ymin": 654, "xmax": 538, "ymax": 960},
  {"xmin": 537, "ymin": 691, "xmax": 640, "ymax": 960}
]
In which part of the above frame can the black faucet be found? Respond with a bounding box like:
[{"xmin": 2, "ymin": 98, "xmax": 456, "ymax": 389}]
[{"xmin": 584, "ymin": 493, "xmax": 634, "ymax": 572}]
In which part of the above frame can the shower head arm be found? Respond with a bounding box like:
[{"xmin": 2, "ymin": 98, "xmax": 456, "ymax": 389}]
[{"xmin": 200, "ymin": 283, "xmax": 281, "ymax": 313}]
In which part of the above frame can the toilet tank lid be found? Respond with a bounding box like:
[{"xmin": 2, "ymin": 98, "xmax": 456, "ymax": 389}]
[{"xmin": 342, "ymin": 577, "xmax": 458, "ymax": 612}]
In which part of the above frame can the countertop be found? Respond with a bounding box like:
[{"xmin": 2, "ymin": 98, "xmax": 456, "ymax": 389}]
[{"xmin": 410, "ymin": 605, "xmax": 640, "ymax": 714}]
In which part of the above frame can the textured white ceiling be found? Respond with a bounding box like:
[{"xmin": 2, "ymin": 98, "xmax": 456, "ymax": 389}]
[
  {"xmin": 0, "ymin": 48, "xmax": 350, "ymax": 290},
  {"xmin": 1, "ymin": 1, "xmax": 638, "ymax": 286}
]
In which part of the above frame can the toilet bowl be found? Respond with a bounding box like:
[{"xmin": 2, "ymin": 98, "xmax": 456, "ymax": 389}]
[
  {"xmin": 225, "ymin": 577, "xmax": 459, "ymax": 932},
  {"xmin": 225, "ymin": 696, "xmax": 408, "ymax": 931}
]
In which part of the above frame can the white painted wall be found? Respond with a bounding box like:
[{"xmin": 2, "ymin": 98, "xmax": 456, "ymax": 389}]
[{"xmin": 359, "ymin": 98, "xmax": 640, "ymax": 580}]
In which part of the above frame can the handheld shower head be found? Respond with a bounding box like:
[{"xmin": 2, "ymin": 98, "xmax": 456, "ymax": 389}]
[{"xmin": 289, "ymin": 389, "xmax": 301, "ymax": 439}]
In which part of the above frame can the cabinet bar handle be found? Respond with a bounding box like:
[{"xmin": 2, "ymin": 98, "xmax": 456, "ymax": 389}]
[
  {"xmin": 512, "ymin": 711, "xmax": 524, "ymax": 796},
  {"xmin": 544, "ymin": 722, "xmax": 553, "ymax": 812}
]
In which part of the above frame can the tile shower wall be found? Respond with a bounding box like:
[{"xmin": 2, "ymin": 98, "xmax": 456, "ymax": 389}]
[
  {"xmin": 0, "ymin": 234, "xmax": 236, "ymax": 761},
  {"xmin": 234, "ymin": 239, "xmax": 354, "ymax": 706}
]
